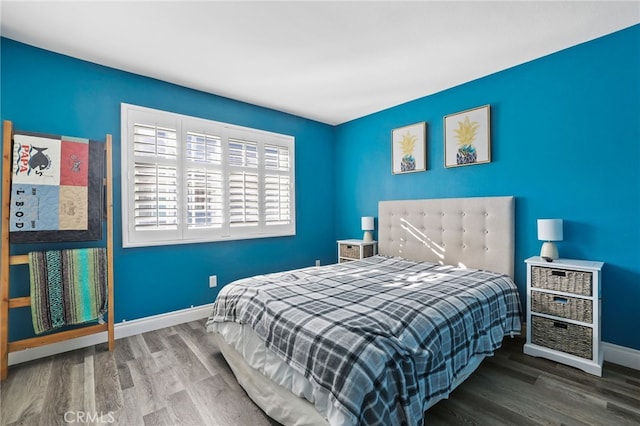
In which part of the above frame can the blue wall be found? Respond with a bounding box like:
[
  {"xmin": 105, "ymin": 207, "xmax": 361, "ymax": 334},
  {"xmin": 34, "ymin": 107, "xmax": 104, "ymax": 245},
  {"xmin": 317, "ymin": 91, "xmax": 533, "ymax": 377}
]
[
  {"xmin": 1, "ymin": 38, "xmax": 337, "ymax": 340},
  {"xmin": 335, "ymin": 25, "xmax": 640, "ymax": 350}
]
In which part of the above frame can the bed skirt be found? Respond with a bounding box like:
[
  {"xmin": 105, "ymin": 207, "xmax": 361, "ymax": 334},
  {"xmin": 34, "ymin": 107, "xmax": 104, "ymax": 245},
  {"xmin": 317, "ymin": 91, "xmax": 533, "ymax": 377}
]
[{"xmin": 211, "ymin": 323, "xmax": 488, "ymax": 425}]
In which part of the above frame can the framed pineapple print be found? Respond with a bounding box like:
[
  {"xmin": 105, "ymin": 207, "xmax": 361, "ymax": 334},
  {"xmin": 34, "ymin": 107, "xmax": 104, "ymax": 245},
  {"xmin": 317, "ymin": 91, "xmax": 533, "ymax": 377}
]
[
  {"xmin": 392, "ymin": 122, "xmax": 426, "ymax": 174},
  {"xmin": 444, "ymin": 105, "xmax": 491, "ymax": 168}
]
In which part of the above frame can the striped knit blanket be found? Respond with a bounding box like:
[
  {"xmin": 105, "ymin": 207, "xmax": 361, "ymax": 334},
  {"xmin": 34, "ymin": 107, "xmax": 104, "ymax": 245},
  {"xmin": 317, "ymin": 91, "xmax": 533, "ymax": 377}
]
[{"xmin": 28, "ymin": 248, "xmax": 108, "ymax": 334}]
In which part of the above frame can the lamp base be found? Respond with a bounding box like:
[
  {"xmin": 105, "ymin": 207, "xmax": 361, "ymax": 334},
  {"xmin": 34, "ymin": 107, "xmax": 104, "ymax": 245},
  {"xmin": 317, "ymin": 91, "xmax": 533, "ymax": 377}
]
[
  {"xmin": 540, "ymin": 241, "xmax": 559, "ymax": 260},
  {"xmin": 363, "ymin": 230, "xmax": 373, "ymax": 242}
]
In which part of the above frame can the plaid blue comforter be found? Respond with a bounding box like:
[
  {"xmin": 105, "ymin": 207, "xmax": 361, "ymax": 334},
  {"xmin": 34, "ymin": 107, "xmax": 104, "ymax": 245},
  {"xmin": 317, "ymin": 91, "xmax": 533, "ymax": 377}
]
[{"xmin": 207, "ymin": 255, "xmax": 522, "ymax": 425}]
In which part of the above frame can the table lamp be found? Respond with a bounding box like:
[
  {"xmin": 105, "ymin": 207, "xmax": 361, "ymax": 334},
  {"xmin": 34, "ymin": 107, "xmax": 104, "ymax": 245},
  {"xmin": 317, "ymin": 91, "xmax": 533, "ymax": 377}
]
[
  {"xmin": 361, "ymin": 216, "xmax": 374, "ymax": 242},
  {"xmin": 537, "ymin": 219, "xmax": 563, "ymax": 260}
]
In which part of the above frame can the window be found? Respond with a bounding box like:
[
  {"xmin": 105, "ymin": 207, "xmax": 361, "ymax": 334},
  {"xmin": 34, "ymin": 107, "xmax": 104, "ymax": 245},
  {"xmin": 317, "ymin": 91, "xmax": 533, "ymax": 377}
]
[{"xmin": 121, "ymin": 104, "xmax": 295, "ymax": 247}]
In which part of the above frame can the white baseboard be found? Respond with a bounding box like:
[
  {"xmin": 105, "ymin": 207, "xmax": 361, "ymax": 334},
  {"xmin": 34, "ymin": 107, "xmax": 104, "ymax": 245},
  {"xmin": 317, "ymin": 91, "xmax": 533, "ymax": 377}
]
[
  {"xmin": 602, "ymin": 341, "xmax": 640, "ymax": 371},
  {"xmin": 8, "ymin": 303, "xmax": 214, "ymax": 366}
]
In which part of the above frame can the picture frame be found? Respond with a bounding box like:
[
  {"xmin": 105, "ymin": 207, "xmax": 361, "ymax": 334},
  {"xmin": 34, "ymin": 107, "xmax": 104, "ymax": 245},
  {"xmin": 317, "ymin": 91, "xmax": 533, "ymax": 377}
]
[
  {"xmin": 392, "ymin": 121, "xmax": 426, "ymax": 174},
  {"xmin": 444, "ymin": 105, "xmax": 491, "ymax": 168}
]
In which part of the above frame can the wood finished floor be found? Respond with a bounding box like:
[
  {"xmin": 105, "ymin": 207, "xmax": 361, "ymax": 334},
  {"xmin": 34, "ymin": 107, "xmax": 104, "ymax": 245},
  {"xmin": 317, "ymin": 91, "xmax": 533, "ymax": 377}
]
[{"xmin": 1, "ymin": 320, "xmax": 638, "ymax": 425}]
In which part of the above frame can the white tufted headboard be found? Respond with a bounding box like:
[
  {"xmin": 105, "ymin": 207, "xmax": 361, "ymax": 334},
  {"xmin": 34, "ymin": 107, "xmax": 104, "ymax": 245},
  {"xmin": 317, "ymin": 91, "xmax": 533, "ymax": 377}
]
[{"xmin": 378, "ymin": 196, "xmax": 515, "ymax": 277}]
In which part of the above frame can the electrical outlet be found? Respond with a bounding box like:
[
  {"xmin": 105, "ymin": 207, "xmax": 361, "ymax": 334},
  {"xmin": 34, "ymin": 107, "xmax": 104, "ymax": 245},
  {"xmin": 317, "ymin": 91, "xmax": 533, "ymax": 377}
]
[
  {"xmin": 315, "ymin": 259, "xmax": 321, "ymax": 267},
  {"xmin": 209, "ymin": 275, "xmax": 217, "ymax": 288}
]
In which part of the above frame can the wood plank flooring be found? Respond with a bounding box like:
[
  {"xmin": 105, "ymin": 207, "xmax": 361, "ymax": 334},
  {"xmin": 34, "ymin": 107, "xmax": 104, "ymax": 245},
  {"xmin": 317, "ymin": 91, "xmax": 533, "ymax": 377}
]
[
  {"xmin": 1, "ymin": 320, "xmax": 638, "ymax": 425},
  {"xmin": 424, "ymin": 337, "xmax": 640, "ymax": 425}
]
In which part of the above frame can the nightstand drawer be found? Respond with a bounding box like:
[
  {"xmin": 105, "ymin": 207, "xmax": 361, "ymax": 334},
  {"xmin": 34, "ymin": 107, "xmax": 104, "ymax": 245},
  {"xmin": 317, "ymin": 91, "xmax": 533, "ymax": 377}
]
[
  {"xmin": 531, "ymin": 266, "xmax": 592, "ymax": 296},
  {"xmin": 531, "ymin": 316, "xmax": 592, "ymax": 359},
  {"xmin": 339, "ymin": 243, "xmax": 374, "ymax": 259},
  {"xmin": 531, "ymin": 291, "xmax": 593, "ymax": 323},
  {"xmin": 339, "ymin": 244, "xmax": 360, "ymax": 259},
  {"xmin": 337, "ymin": 240, "xmax": 377, "ymax": 263}
]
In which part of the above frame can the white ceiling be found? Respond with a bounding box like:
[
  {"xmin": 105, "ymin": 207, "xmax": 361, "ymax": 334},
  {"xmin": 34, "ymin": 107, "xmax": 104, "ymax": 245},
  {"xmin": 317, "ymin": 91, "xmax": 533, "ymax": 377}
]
[{"xmin": 1, "ymin": 1, "xmax": 638, "ymax": 125}]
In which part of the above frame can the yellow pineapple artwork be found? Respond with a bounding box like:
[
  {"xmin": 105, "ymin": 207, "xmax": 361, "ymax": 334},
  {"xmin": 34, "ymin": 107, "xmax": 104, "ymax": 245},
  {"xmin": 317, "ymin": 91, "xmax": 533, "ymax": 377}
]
[
  {"xmin": 392, "ymin": 122, "xmax": 426, "ymax": 174},
  {"xmin": 445, "ymin": 105, "xmax": 490, "ymax": 168},
  {"xmin": 400, "ymin": 131, "xmax": 416, "ymax": 172},
  {"xmin": 454, "ymin": 116, "xmax": 480, "ymax": 164}
]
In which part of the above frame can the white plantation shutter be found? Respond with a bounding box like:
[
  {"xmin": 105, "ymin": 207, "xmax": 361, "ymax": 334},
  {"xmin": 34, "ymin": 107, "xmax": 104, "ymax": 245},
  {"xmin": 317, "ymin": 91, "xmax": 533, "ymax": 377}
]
[
  {"xmin": 264, "ymin": 144, "xmax": 291, "ymax": 226},
  {"xmin": 131, "ymin": 121, "xmax": 179, "ymax": 240},
  {"xmin": 229, "ymin": 172, "xmax": 259, "ymax": 227},
  {"xmin": 122, "ymin": 104, "xmax": 295, "ymax": 247},
  {"xmin": 185, "ymin": 168, "xmax": 224, "ymax": 229},
  {"xmin": 185, "ymin": 132, "xmax": 224, "ymax": 230},
  {"xmin": 265, "ymin": 175, "xmax": 291, "ymax": 225},
  {"xmin": 228, "ymin": 138, "xmax": 259, "ymax": 228},
  {"xmin": 185, "ymin": 131, "xmax": 222, "ymax": 164},
  {"xmin": 228, "ymin": 138, "xmax": 258, "ymax": 167},
  {"xmin": 134, "ymin": 163, "xmax": 178, "ymax": 230},
  {"xmin": 133, "ymin": 124, "xmax": 177, "ymax": 159}
]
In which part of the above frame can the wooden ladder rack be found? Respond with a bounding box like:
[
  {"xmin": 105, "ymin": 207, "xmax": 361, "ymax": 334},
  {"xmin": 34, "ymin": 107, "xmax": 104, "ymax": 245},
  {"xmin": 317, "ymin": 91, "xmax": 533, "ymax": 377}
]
[{"xmin": 0, "ymin": 120, "xmax": 115, "ymax": 380}]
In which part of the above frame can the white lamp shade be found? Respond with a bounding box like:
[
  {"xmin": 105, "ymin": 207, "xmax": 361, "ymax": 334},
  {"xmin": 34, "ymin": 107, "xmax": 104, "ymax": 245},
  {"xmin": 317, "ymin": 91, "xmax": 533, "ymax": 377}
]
[
  {"xmin": 537, "ymin": 219, "xmax": 563, "ymax": 241},
  {"xmin": 361, "ymin": 216, "xmax": 374, "ymax": 231}
]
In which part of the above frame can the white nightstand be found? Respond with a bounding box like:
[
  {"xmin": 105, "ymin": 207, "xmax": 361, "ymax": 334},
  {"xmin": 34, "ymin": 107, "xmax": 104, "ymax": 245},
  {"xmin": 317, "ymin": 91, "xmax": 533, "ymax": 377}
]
[
  {"xmin": 524, "ymin": 256, "xmax": 604, "ymax": 376},
  {"xmin": 337, "ymin": 239, "xmax": 377, "ymax": 263}
]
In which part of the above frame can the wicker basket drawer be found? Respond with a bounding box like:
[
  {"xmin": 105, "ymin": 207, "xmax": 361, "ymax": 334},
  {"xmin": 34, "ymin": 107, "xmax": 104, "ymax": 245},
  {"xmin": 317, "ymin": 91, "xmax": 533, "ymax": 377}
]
[
  {"xmin": 339, "ymin": 244, "xmax": 361, "ymax": 259},
  {"xmin": 531, "ymin": 266, "xmax": 592, "ymax": 296},
  {"xmin": 339, "ymin": 243, "xmax": 374, "ymax": 259},
  {"xmin": 531, "ymin": 316, "xmax": 593, "ymax": 359},
  {"xmin": 531, "ymin": 291, "xmax": 593, "ymax": 323}
]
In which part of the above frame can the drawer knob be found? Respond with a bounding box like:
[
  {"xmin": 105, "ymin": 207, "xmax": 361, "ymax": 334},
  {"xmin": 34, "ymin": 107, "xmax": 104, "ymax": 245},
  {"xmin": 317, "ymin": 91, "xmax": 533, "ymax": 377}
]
[
  {"xmin": 553, "ymin": 296, "xmax": 568, "ymax": 304},
  {"xmin": 553, "ymin": 322, "xmax": 568, "ymax": 329},
  {"xmin": 551, "ymin": 270, "xmax": 566, "ymax": 277}
]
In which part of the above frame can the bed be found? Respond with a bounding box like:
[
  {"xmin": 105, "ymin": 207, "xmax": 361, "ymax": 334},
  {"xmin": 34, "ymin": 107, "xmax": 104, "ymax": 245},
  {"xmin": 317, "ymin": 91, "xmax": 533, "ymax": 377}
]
[{"xmin": 206, "ymin": 196, "xmax": 522, "ymax": 425}]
